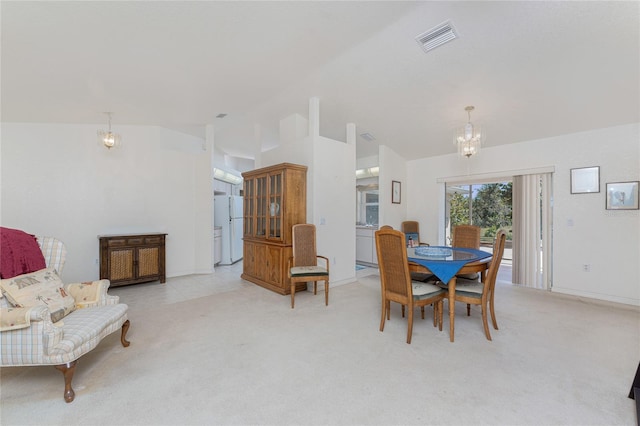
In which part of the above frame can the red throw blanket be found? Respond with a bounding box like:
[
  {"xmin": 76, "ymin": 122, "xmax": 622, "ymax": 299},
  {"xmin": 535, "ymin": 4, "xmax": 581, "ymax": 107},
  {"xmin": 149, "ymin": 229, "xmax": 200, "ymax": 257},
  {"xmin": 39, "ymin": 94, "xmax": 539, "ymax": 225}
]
[{"xmin": 0, "ymin": 227, "xmax": 46, "ymax": 279}]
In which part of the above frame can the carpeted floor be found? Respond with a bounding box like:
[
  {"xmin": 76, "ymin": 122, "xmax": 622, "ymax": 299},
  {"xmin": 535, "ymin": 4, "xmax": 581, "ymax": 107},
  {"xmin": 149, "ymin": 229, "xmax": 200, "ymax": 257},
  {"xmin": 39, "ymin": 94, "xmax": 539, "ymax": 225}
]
[{"xmin": 1, "ymin": 263, "xmax": 638, "ymax": 425}]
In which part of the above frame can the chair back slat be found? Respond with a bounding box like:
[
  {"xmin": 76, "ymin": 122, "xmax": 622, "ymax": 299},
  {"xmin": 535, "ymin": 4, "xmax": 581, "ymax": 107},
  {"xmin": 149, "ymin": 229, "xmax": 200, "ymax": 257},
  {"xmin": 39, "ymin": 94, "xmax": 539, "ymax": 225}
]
[
  {"xmin": 292, "ymin": 224, "xmax": 318, "ymax": 267},
  {"xmin": 452, "ymin": 225, "xmax": 481, "ymax": 249}
]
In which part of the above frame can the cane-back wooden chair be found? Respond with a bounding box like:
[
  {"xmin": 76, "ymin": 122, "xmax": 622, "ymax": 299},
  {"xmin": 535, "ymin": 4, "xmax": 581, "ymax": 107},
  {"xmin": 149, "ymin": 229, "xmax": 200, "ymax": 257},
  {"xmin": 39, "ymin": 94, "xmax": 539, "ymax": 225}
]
[
  {"xmin": 288, "ymin": 224, "xmax": 329, "ymax": 309},
  {"xmin": 375, "ymin": 228, "xmax": 445, "ymax": 344},
  {"xmin": 453, "ymin": 230, "xmax": 506, "ymax": 341},
  {"xmin": 452, "ymin": 224, "xmax": 481, "ymax": 249},
  {"xmin": 450, "ymin": 224, "xmax": 483, "ymax": 314},
  {"xmin": 401, "ymin": 221, "xmax": 429, "ymax": 246}
]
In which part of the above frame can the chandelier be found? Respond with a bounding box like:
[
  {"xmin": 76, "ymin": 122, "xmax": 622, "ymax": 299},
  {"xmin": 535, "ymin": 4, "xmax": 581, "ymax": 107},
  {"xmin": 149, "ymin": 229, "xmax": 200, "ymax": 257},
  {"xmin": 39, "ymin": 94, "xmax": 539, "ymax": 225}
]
[
  {"xmin": 454, "ymin": 106, "xmax": 484, "ymax": 158},
  {"xmin": 97, "ymin": 112, "xmax": 121, "ymax": 149}
]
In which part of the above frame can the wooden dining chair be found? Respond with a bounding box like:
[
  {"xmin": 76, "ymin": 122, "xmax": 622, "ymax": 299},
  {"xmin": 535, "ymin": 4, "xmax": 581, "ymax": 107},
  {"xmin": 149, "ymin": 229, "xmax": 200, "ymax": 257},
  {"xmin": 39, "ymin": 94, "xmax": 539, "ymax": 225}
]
[
  {"xmin": 451, "ymin": 224, "xmax": 483, "ymax": 315},
  {"xmin": 288, "ymin": 224, "xmax": 329, "ymax": 309},
  {"xmin": 452, "ymin": 224, "xmax": 481, "ymax": 249},
  {"xmin": 401, "ymin": 221, "xmax": 429, "ymax": 246},
  {"xmin": 452, "ymin": 224, "xmax": 482, "ymax": 290},
  {"xmin": 453, "ymin": 230, "xmax": 506, "ymax": 341},
  {"xmin": 375, "ymin": 228, "xmax": 445, "ymax": 344},
  {"xmin": 401, "ymin": 221, "xmax": 435, "ymax": 283}
]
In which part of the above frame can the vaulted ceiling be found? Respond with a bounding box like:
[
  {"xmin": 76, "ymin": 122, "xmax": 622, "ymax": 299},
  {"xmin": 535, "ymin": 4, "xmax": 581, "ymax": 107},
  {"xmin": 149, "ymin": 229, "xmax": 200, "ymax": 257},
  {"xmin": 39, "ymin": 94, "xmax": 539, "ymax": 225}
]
[{"xmin": 2, "ymin": 1, "xmax": 638, "ymax": 160}]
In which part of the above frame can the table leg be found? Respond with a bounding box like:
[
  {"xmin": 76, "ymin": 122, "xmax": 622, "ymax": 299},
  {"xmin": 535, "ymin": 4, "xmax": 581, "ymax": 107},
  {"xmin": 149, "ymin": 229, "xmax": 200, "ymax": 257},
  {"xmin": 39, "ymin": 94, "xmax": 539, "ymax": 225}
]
[{"xmin": 449, "ymin": 276, "xmax": 456, "ymax": 342}]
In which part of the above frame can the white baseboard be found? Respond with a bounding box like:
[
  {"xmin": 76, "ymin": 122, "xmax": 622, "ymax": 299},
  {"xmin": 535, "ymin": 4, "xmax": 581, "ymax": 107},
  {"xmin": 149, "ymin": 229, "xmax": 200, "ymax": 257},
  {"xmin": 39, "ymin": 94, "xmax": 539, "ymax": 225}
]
[{"xmin": 552, "ymin": 286, "xmax": 640, "ymax": 307}]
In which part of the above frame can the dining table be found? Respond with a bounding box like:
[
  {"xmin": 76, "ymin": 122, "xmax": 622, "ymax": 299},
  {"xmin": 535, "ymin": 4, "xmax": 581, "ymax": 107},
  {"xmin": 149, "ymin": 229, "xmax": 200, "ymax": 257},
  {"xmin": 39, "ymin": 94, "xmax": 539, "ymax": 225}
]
[{"xmin": 407, "ymin": 246, "xmax": 492, "ymax": 342}]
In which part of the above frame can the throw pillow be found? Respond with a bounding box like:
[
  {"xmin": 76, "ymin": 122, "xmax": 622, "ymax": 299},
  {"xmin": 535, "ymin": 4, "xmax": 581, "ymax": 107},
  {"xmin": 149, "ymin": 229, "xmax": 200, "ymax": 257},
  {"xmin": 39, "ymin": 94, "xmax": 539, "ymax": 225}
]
[
  {"xmin": 0, "ymin": 227, "xmax": 46, "ymax": 279},
  {"xmin": 0, "ymin": 307, "xmax": 32, "ymax": 331},
  {"xmin": 0, "ymin": 268, "xmax": 75, "ymax": 323},
  {"xmin": 66, "ymin": 281, "xmax": 101, "ymax": 307}
]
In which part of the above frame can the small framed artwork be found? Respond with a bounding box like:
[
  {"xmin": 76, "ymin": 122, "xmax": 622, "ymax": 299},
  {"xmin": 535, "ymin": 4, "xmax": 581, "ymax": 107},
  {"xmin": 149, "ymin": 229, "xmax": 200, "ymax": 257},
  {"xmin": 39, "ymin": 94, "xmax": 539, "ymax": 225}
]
[
  {"xmin": 570, "ymin": 166, "xmax": 600, "ymax": 194},
  {"xmin": 606, "ymin": 181, "xmax": 639, "ymax": 210},
  {"xmin": 392, "ymin": 180, "xmax": 401, "ymax": 204}
]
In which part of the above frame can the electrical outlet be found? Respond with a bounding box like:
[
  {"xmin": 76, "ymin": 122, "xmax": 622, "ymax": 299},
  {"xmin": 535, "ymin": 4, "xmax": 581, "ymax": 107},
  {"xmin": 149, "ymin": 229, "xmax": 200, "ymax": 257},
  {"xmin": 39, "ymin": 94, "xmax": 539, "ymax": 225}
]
[{"xmin": 583, "ymin": 264, "xmax": 590, "ymax": 272}]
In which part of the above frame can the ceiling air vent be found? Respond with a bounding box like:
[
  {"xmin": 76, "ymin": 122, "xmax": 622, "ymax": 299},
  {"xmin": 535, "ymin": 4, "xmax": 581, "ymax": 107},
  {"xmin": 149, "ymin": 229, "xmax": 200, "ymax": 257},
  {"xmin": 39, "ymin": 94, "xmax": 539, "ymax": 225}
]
[
  {"xmin": 360, "ymin": 132, "xmax": 376, "ymax": 142},
  {"xmin": 415, "ymin": 20, "xmax": 458, "ymax": 53}
]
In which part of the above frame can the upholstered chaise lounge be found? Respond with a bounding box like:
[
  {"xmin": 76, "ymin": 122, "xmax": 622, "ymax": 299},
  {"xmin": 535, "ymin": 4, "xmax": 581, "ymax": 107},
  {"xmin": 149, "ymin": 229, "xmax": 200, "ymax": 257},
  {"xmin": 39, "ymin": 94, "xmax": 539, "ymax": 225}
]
[{"xmin": 0, "ymin": 234, "xmax": 130, "ymax": 403}]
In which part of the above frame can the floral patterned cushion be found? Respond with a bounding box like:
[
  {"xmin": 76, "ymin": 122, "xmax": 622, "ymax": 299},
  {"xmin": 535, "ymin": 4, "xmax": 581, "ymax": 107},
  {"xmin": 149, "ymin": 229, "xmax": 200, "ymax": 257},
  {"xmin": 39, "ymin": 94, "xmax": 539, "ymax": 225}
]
[
  {"xmin": 66, "ymin": 281, "xmax": 101, "ymax": 307},
  {"xmin": 0, "ymin": 268, "xmax": 75, "ymax": 323},
  {"xmin": 0, "ymin": 306, "xmax": 32, "ymax": 331}
]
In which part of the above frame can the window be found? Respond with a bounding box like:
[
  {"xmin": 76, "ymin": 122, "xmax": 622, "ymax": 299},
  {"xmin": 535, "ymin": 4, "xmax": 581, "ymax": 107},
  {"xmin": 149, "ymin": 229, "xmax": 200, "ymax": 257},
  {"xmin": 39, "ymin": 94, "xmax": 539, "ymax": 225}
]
[
  {"xmin": 365, "ymin": 191, "xmax": 379, "ymax": 225},
  {"xmin": 356, "ymin": 185, "xmax": 379, "ymax": 226}
]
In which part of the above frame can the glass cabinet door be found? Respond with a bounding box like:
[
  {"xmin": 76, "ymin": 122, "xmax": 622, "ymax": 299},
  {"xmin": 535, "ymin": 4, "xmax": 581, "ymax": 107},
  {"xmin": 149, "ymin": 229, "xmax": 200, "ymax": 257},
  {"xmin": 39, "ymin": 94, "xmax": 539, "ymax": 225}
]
[
  {"xmin": 256, "ymin": 175, "xmax": 267, "ymax": 237},
  {"xmin": 268, "ymin": 171, "xmax": 283, "ymax": 240},
  {"xmin": 243, "ymin": 178, "xmax": 254, "ymax": 236}
]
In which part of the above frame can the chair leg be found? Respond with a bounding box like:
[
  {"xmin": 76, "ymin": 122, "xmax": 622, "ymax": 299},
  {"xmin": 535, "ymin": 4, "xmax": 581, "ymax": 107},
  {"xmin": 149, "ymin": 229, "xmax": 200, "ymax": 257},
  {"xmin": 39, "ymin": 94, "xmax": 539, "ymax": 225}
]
[
  {"xmin": 481, "ymin": 303, "xmax": 492, "ymax": 341},
  {"xmin": 121, "ymin": 320, "xmax": 131, "ymax": 347},
  {"xmin": 380, "ymin": 298, "xmax": 387, "ymax": 332},
  {"xmin": 438, "ymin": 300, "xmax": 444, "ymax": 331},
  {"xmin": 421, "ymin": 306, "xmax": 425, "ymax": 320},
  {"xmin": 55, "ymin": 361, "xmax": 77, "ymax": 403},
  {"xmin": 490, "ymin": 293, "xmax": 499, "ymax": 330},
  {"xmin": 291, "ymin": 283, "xmax": 295, "ymax": 309},
  {"xmin": 386, "ymin": 301, "xmax": 391, "ymax": 320},
  {"xmin": 324, "ymin": 279, "xmax": 329, "ymax": 306},
  {"xmin": 406, "ymin": 307, "xmax": 414, "ymax": 344},
  {"xmin": 432, "ymin": 304, "xmax": 437, "ymax": 327},
  {"xmin": 313, "ymin": 281, "xmax": 317, "ymax": 295},
  {"xmin": 431, "ymin": 302, "xmax": 442, "ymax": 327},
  {"xmin": 467, "ymin": 303, "xmax": 471, "ymax": 316},
  {"xmin": 401, "ymin": 305, "xmax": 405, "ymax": 318}
]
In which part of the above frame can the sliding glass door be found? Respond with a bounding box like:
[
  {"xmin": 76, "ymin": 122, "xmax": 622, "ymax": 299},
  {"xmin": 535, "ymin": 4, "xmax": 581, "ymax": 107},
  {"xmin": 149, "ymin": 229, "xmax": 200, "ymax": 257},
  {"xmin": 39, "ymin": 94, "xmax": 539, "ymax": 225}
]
[
  {"xmin": 444, "ymin": 173, "xmax": 553, "ymax": 289},
  {"xmin": 445, "ymin": 181, "xmax": 513, "ymax": 253}
]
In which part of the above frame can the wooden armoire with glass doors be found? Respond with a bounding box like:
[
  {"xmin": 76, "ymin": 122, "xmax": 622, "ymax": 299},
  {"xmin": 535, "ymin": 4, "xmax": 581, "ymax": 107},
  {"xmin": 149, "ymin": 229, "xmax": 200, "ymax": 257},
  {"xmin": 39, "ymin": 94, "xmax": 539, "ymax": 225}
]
[{"xmin": 241, "ymin": 163, "xmax": 307, "ymax": 295}]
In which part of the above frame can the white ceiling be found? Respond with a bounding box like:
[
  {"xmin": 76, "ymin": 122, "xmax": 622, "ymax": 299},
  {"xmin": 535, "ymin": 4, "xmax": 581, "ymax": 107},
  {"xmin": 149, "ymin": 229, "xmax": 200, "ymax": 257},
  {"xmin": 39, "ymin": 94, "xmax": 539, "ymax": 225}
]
[{"xmin": 2, "ymin": 1, "xmax": 639, "ymax": 160}]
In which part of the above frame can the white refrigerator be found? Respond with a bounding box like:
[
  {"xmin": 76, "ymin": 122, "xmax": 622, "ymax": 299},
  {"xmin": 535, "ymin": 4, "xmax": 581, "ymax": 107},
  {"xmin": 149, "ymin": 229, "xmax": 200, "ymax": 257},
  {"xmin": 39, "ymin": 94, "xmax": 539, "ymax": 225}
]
[{"xmin": 214, "ymin": 195, "xmax": 243, "ymax": 265}]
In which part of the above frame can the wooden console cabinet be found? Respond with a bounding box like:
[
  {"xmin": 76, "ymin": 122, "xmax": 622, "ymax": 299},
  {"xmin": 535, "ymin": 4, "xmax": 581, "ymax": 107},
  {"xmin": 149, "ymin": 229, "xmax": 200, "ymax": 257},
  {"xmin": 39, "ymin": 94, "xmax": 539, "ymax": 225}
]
[
  {"xmin": 241, "ymin": 163, "xmax": 307, "ymax": 295},
  {"xmin": 99, "ymin": 233, "xmax": 167, "ymax": 287}
]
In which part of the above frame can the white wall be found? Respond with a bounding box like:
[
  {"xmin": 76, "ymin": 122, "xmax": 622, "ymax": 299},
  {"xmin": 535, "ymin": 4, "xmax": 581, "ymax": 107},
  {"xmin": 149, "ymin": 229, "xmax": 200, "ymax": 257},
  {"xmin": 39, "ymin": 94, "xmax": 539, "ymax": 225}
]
[
  {"xmin": 406, "ymin": 123, "xmax": 640, "ymax": 305},
  {"xmin": 356, "ymin": 155, "xmax": 378, "ymax": 170},
  {"xmin": 312, "ymin": 135, "xmax": 356, "ymax": 285},
  {"xmin": 1, "ymin": 123, "xmax": 213, "ymax": 282},
  {"xmin": 378, "ymin": 145, "xmax": 407, "ymax": 229}
]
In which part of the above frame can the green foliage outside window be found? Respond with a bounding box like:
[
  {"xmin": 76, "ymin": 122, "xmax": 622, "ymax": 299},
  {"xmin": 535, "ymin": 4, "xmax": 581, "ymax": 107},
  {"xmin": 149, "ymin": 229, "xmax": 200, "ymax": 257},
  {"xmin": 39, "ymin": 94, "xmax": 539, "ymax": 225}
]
[
  {"xmin": 450, "ymin": 192, "xmax": 470, "ymax": 227},
  {"xmin": 450, "ymin": 182, "xmax": 513, "ymax": 241}
]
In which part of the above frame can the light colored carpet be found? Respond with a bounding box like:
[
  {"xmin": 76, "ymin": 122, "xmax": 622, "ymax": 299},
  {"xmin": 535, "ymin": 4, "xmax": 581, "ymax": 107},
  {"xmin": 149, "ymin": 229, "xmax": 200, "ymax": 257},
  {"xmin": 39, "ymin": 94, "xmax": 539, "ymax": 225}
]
[{"xmin": 1, "ymin": 268, "xmax": 638, "ymax": 425}]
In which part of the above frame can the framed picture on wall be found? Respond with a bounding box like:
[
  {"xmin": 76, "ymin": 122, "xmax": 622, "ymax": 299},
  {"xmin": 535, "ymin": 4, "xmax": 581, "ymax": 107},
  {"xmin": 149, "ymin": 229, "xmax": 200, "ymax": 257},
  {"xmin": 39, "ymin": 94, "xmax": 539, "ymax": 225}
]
[
  {"xmin": 392, "ymin": 180, "xmax": 401, "ymax": 204},
  {"xmin": 606, "ymin": 181, "xmax": 639, "ymax": 210},
  {"xmin": 570, "ymin": 166, "xmax": 600, "ymax": 194}
]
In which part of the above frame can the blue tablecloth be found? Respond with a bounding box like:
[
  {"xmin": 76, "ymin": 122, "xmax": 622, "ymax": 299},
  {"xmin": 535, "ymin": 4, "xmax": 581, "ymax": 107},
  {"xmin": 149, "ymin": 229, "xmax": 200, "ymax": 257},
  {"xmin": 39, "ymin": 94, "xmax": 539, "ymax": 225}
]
[{"xmin": 407, "ymin": 246, "xmax": 492, "ymax": 284}]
